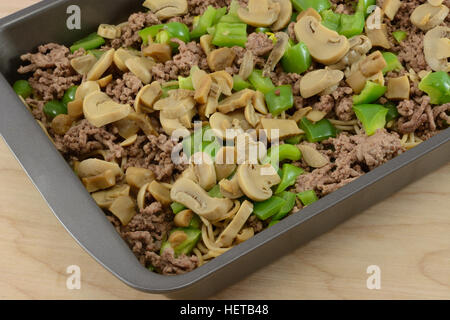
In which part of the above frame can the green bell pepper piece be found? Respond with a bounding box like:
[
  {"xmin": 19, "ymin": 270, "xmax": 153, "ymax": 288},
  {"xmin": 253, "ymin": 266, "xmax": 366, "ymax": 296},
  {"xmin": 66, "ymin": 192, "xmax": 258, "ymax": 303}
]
[
  {"xmin": 171, "ymin": 202, "xmax": 186, "ymax": 214},
  {"xmin": 300, "ymin": 118, "xmax": 337, "ymax": 143},
  {"xmin": 212, "ymin": 22, "xmax": 247, "ymax": 47},
  {"xmin": 275, "ymin": 164, "xmax": 304, "ymax": 194},
  {"xmin": 88, "ymin": 49, "xmax": 105, "ymax": 59},
  {"xmin": 291, "ymin": 0, "xmax": 331, "ymax": 13},
  {"xmin": 353, "ymin": 81, "xmax": 387, "ymax": 105},
  {"xmin": 191, "ymin": 6, "xmax": 224, "ymax": 39},
  {"xmin": 356, "ymin": 0, "xmax": 376, "ymax": 17},
  {"xmin": 70, "ymin": 33, "xmax": 105, "ymax": 53},
  {"xmin": 248, "ymin": 69, "xmax": 275, "ymax": 94},
  {"xmin": 297, "ymin": 190, "xmax": 318, "ymax": 206},
  {"xmin": 178, "ymin": 75, "xmax": 194, "ymax": 90},
  {"xmin": 265, "ymin": 86, "xmax": 294, "ymax": 116},
  {"xmin": 161, "ymin": 84, "xmax": 179, "ymax": 98},
  {"xmin": 353, "ymin": 104, "xmax": 388, "ymax": 136},
  {"xmin": 62, "ymin": 85, "xmax": 78, "ymax": 107},
  {"xmin": 233, "ymin": 75, "xmax": 252, "ymax": 91},
  {"xmin": 44, "ymin": 100, "xmax": 67, "ymax": 120},
  {"xmin": 418, "ymin": 71, "xmax": 450, "ymax": 105},
  {"xmin": 139, "ymin": 25, "xmax": 164, "ymax": 45},
  {"xmin": 281, "ymin": 42, "xmax": 312, "ymax": 74},
  {"xmin": 183, "ymin": 125, "xmax": 216, "ymax": 158},
  {"xmin": 140, "ymin": 22, "xmax": 190, "ymax": 47},
  {"xmin": 384, "ymin": 102, "xmax": 399, "ymax": 123},
  {"xmin": 382, "ymin": 52, "xmax": 403, "ymax": 75},
  {"xmin": 268, "ymin": 220, "xmax": 280, "ymax": 227},
  {"xmin": 254, "ymin": 196, "xmax": 287, "ymax": 221},
  {"xmin": 13, "ymin": 80, "xmax": 32, "ymax": 99},
  {"xmin": 264, "ymin": 144, "xmax": 302, "ymax": 171},
  {"xmin": 255, "ymin": 27, "xmax": 271, "ymax": 34},
  {"xmin": 208, "ymin": 184, "xmax": 224, "ymax": 198},
  {"xmin": 218, "ymin": 0, "xmax": 242, "ymax": 24},
  {"xmin": 339, "ymin": 11, "xmax": 365, "ymax": 38},
  {"xmin": 392, "ymin": 30, "xmax": 407, "ymax": 43},
  {"xmin": 189, "ymin": 214, "xmax": 202, "ymax": 229},
  {"xmin": 272, "ymin": 191, "xmax": 297, "ymax": 221},
  {"xmin": 161, "ymin": 228, "xmax": 201, "ymax": 257},
  {"xmin": 321, "ymin": 10, "xmax": 342, "ymax": 32},
  {"xmin": 285, "ymin": 135, "xmax": 303, "ymax": 145}
]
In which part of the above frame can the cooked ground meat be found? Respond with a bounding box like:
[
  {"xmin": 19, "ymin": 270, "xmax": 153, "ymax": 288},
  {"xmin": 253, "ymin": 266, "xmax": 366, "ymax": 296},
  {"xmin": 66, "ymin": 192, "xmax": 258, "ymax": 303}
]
[
  {"xmin": 106, "ymin": 72, "xmax": 143, "ymax": 105},
  {"xmin": 111, "ymin": 12, "xmax": 160, "ymax": 49},
  {"xmin": 187, "ymin": 0, "xmax": 231, "ymax": 15},
  {"xmin": 146, "ymin": 248, "xmax": 198, "ymax": 275},
  {"xmin": 246, "ymin": 32, "xmax": 274, "ymax": 57}
]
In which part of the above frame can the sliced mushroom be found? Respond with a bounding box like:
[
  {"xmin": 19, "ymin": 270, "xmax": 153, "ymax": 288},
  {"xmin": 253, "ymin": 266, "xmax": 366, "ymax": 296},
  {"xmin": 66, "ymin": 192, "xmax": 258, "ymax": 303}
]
[
  {"xmin": 346, "ymin": 51, "xmax": 387, "ymax": 93},
  {"xmin": 263, "ymin": 32, "xmax": 289, "ymax": 77},
  {"xmin": 200, "ymin": 34, "xmax": 214, "ymax": 56},
  {"xmin": 109, "ymin": 196, "xmax": 136, "ymax": 226},
  {"xmin": 97, "ymin": 74, "xmax": 113, "ymax": 88},
  {"xmin": 291, "ymin": 107, "xmax": 312, "ymax": 123},
  {"xmin": 210, "ymin": 112, "xmax": 244, "ymax": 141},
  {"xmin": 239, "ymin": 50, "xmax": 255, "ymax": 81},
  {"xmin": 114, "ymin": 48, "xmax": 141, "ymax": 72},
  {"xmin": 424, "ymin": 26, "xmax": 450, "ymax": 72},
  {"xmin": 134, "ymin": 82, "xmax": 162, "ymax": 113},
  {"xmin": 219, "ymin": 175, "xmax": 244, "ymax": 200},
  {"xmin": 71, "ymin": 54, "xmax": 97, "ymax": 76},
  {"xmin": 238, "ymin": 0, "xmax": 281, "ymax": 27},
  {"xmin": 83, "ymin": 91, "xmax": 131, "ymax": 127},
  {"xmin": 411, "ymin": 3, "xmax": 449, "ymax": 31},
  {"xmin": 244, "ymin": 102, "xmax": 262, "ymax": 128},
  {"xmin": 330, "ymin": 35, "xmax": 372, "ymax": 70},
  {"xmin": 120, "ymin": 134, "xmax": 138, "ymax": 147},
  {"xmin": 51, "ymin": 114, "xmax": 73, "ymax": 135},
  {"xmin": 252, "ymin": 91, "xmax": 269, "ymax": 114},
  {"xmin": 75, "ymin": 81, "xmax": 101, "ymax": 101},
  {"xmin": 126, "ymin": 167, "xmax": 155, "ymax": 190},
  {"xmin": 156, "ymin": 94, "xmax": 197, "ymax": 135},
  {"xmin": 142, "ymin": 43, "xmax": 172, "ymax": 63},
  {"xmin": 191, "ymin": 152, "xmax": 217, "ymax": 191},
  {"xmin": 192, "ymin": 68, "xmax": 212, "ymax": 104},
  {"xmin": 98, "ymin": 24, "xmax": 121, "ymax": 39},
  {"xmin": 235, "ymin": 133, "xmax": 267, "ymax": 164},
  {"xmin": 360, "ymin": 51, "xmax": 387, "ymax": 77},
  {"xmin": 77, "ymin": 158, "xmax": 122, "ymax": 178},
  {"xmin": 91, "ymin": 184, "xmax": 131, "ymax": 209},
  {"xmin": 237, "ymin": 162, "xmax": 281, "ymax": 202},
  {"xmin": 365, "ymin": 24, "xmax": 391, "ymax": 49},
  {"xmin": 428, "ymin": 0, "xmax": 444, "ymax": 5},
  {"xmin": 210, "ymin": 71, "xmax": 233, "ymax": 96},
  {"xmin": 300, "ymin": 68, "xmax": 344, "ymax": 98},
  {"xmin": 382, "ymin": 0, "xmax": 402, "ymax": 20},
  {"xmin": 297, "ymin": 7, "xmax": 322, "ymax": 22},
  {"xmin": 168, "ymin": 230, "xmax": 188, "ymax": 247},
  {"xmin": 174, "ymin": 209, "xmax": 195, "ymax": 228},
  {"xmin": 207, "ymin": 48, "xmax": 236, "ymax": 72},
  {"xmin": 295, "ymin": 15, "xmax": 349, "ymax": 65},
  {"xmin": 170, "ymin": 178, "xmax": 234, "ymax": 221},
  {"xmin": 216, "ymin": 200, "xmax": 253, "ymax": 247},
  {"xmin": 215, "ymin": 147, "xmax": 237, "ymax": 181},
  {"xmin": 87, "ymin": 48, "xmax": 115, "ymax": 81},
  {"xmin": 271, "ymin": 0, "xmax": 292, "ymax": 31},
  {"xmin": 181, "ymin": 166, "xmax": 198, "ymax": 182},
  {"xmin": 217, "ymin": 89, "xmax": 255, "ymax": 114},
  {"xmin": 115, "ymin": 117, "xmax": 140, "ymax": 139},
  {"xmin": 137, "ymin": 183, "xmax": 150, "ymax": 211},
  {"xmin": 306, "ymin": 110, "xmax": 326, "ymax": 123},
  {"xmin": 148, "ymin": 180, "xmax": 172, "ymax": 206},
  {"xmin": 125, "ymin": 56, "xmax": 155, "ymax": 84},
  {"xmin": 298, "ymin": 144, "xmax": 329, "ymax": 168},
  {"xmin": 235, "ymin": 228, "xmax": 254, "ymax": 245},
  {"xmin": 260, "ymin": 118, "xmax": 304, "ymax": 141},
  {"xmin": 82, "ymin": 169, "xmax": 117, "ymax": 193},
  {"xmin": 385, "ymin": 75, "xmax": 410, "ymax": 100},
  {"xmin": 127, "ymin": 112, "xmax": 159, "ymax": 136},
  {"xmin": 143, "ymin": 0, "xmax": 188, "ymax": 20},
  {"xmin": 203, "ymin": 81, "xmax": 221, "ymax": 119}
]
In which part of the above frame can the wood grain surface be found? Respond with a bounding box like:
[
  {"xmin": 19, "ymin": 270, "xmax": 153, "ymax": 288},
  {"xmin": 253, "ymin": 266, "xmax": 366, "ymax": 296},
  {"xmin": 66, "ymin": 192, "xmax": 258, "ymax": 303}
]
[{"xmin": 0, "ymin": 1, "xmax": 449, "ymax": 300}]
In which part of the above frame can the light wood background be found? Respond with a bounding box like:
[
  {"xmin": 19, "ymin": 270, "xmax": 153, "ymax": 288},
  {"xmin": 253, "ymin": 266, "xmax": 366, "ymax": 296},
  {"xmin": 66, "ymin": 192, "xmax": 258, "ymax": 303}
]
[{"xmin": 0, "ymin": 1, "xmax": 449, "ymax": 300}]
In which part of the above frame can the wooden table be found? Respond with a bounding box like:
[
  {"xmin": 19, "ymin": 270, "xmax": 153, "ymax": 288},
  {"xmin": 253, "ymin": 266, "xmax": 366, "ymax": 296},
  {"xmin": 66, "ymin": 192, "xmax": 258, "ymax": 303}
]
[{"xmin": 1, "ymin": 1, "xmax": 449, "ymax": 300}]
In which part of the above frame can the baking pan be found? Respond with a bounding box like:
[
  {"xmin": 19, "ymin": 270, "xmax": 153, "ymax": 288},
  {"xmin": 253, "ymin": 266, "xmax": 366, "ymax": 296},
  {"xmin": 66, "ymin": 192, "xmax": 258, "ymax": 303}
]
[{"xmin": 0, "ymin": 0, "xmax": 449, "ymax": 299}]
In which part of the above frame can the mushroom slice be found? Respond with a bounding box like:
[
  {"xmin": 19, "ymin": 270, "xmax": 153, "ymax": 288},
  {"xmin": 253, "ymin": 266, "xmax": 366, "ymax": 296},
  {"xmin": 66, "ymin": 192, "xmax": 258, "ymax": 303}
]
[
  {"xmin": 51, "ymin": 114, "xmax": 73, "ymax": 135},
  {"xmin": 298, "ymin": 145, "xmax": 329, "ymax": 168},
  {"xmin": 82, "ymin": 169, "xmax": 117, "ymax": 193},
  {"xmin": 237, "ymin": 162, "xmax": 281, "ymax": 202},
  {"xmin": 424, "ymin": 26, "xmax": 450, "ymax": 72},
  {"xmin": 200, "ymin": 34, "xmax": 214, "ymax": 56},
  {"xmin": 411, "ymin": 3, "xmax": 449, "ymax": 31},
  {"xmin": 295, "ymin": 15, "xmax": 349, "ymax": 65},
  {"xmin": 215, "ymin": 147, "xmax": 237, "ymax": 181},
  {"xmin": 217, "ymin": 89, "xmax": 255, "ymax": 114},
  {"xmin": 263, "ymin": 32, "xmax": 289, "ymax": 77},
  {"xmin": 365, "ymin": 23, "xmax": 391, "ymax": 49},
  {"xmin": 210, "ymin": 112, "xmax": 244, "ymax": 141},
  {"xmin": 97, "ymin": 74, "xmax": 113, "ymax": 88},
  {"xmin": 271, "ymin": 0, "xmax": 292, "ymax": 31},
  {"xmin": 137, "ymin": 183, "xmax": 150, "ymax": 211},
  {"xmin": 235, "ymin": 133, "xmax": 267, "ymax": 164},
  {"xmin": 330, "ymin": 35, "xmax": 372, "ymax": 70},
  {"xmin": 157, "ymin": 95, "xmax": 196, "ymax": 135},
  {"xmin": 260, "ymin": 118, "xmax": 303, "ymax": 142},
  {"xmin": 203, "ymin": 82, "xmax": 221, "ymax": 119},
  {"xmin": 83, "ymin": 91, "xmax": 131, "ymax": 127},
  {"xmin": 115, "ymin": 117, "xmax": 140, "ymax": 139},
  {"xmin": 75, "ymin": 81, "xmax": 101, "ymax": 101},
  {"xmin": 98, "ymin": 24, "xmax": 121, "ymax": 39},
  {"xmin": 252, "ymin": 91, "xmax": 269, "ymax": 114},
  {"xmin": 71, "ymin": 54, "xmax": 97, "ymax": 76},
  {"xmin": 109, "ymin": 196, "xmax": 136, "ymax": 226},
  {"xmin": 244, "ymin": 102, "xmax": 262, "ymax": 128},
  {"xmin": 77, "ymin": 158, "xmax": 122, "ymax": 178},
  {"xmin": 134, "ymin": 82, "xmax": 162, "ymax": 113},
  {"xmin": 300, "ymin": 68, "xmax": 344, "ymax": 98},
  {"xmin": 125, "ymin": 57, "xmax": 154, "ymax": 84},
  {"xmin": 114, "ymin": 48, "xmax": 140, "ymax": 72},
  {"xmin": 192, "ymin": 68, "xmax": 212, "ymax": 104},
  {"xmin": 219, "ymin": 175, "xmax": 244, "ymax": 200},
  {"xmin": 91, "ymin": 184, "xmax": 131, "ymax": 209},
  {"xmin": 297, "ymin": 7, "xmax": 322, "ymax": 22},
  {"xmin": 211, "ymin": 71, "xmax": 234, "ymax": 96},
  {"xmin": 127, "ymin": 112, "xmax": 159, "ymax": 136},
  {"xmin": 191, "ymin": 152, "xmax": 217, "ymax": 191},
  {"xmin": 148, "ymin": 180, "xmax": 172, "ymax": 206},
  {"xmin": 239, "ymin": 50, "xmax": 255, "ymax": 81},
  {"xmin": 385, "ymin": 75, "xmax": 410, "ymax": 100},
  {"xmin": 216, "ymin": 200, "xmax": 254, "ymax": 247},
  {"xmin": 170, "ymin": 178, "xmax": 234, "ymax": 221},
  {"xmin": 87, "ymin": 48, "xmax": 115, "ymax": 81},
  {"xmin": 143, "ymin": 0, "xmax": 188, "ymax": 20},
  {"xmin": 428, "ymin": 0, "xmax": 444, "ymax": 5},
  {"xmin": 142, "ymin": 43, "xmax": 172, "ymax": 63},
  {"xmin": 359, "ymin": 51, "xmax": 387, "ymax": 77},
  {"xmin": 382, "ymin": 0, "xmax": 402, "ymax": 20},
  {"xmin": 237, "ymin": 0, "xmax": 281, "ymax": 27},
  {"xmin": 207, "ymin": 48, "xmax": 236, "ymax": 72},
  {"xmin": 181, "ymin": 166, "xmax": 198, "ymax": 182},
  {"xmin": 120, "ymin": 134, "xmax": 138, "ymax": 147},
  {"xmin": 126, "ymin": 167, "xmax": 155, "ymax": 190},
  {"xmin": 235, "ymin": 228, "xmax": 254, "ymax": 245}
]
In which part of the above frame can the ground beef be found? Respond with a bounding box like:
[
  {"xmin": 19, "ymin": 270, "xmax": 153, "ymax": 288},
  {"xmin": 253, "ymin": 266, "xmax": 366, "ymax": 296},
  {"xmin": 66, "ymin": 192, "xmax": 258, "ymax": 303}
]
[
  {"xmin": 312, "ymin": 86, "xmax": 354, "ymax": 120},
  {"xmin": 245, "ymin": 215, "xmax": 263, "ymax": 234},
  {"xmin": 313, "ymin": 95, "xmax": 335, "ymax": 114},
  {"xmin": 187, "ymin": 0, "xmax": 231, "ymax": 15},
  {"xmin": 287, "ymin": 22, "xmax": 296, "ymax": 42},
  {"xmin": 146, "ymin": 248, "xmax": 198, "ymax": 275},
  {"xmin": 246, "ymin": 32, "xmax": 274, "ymax": 57},
  {"xmin": 296, "ymin": 130, "xmax": 404, "ymax": 196},
  {"xmin": 111, "ymin": 12, "xmax": 160, "ymax": 48},
  {"xmin": 269, "ymin": 67, "xmax": 302, "ymax": 95},
  {"xmin": 397, "ymin": 96, "xmax": 431, "ymax": 134},
  {"xmin": 106, "ymin": 72, "xmax": 143, "ymax": 105}
]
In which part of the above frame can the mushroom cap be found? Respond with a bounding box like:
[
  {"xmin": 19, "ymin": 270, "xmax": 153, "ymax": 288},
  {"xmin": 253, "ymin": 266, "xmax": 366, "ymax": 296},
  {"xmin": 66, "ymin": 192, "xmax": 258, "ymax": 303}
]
[
  {"xmin": 143, "ymin": 0, "xmax": 188, "ymax": 20},
  {"xmin": 217, "ymin": 89, "xmax": 255, "ymax": 114},
  {"xmin": 298, "ymin": 144, "xmax": 329, "ymax": 168},
  {"xmin": 263, "ymin": 32, "xmax": 289, "ymax": 77},
  {"xmin": 91, "ymin": 184, "xmax": 130, "ymax": 209},
  {"xmin": 109, "ymin": 196, "xmax": 136, "ymax": 226},
  {"xmin": 126, "ymin": 167, "xmax": 155, "ymax": 190},
  {"xmin": 98, "ymin": 24, "xmax": 121, "ymax": 40},
  {"xmin": 295, "ymin": 15, "xmax": 350, "ymax": 65},
  {"xmin": 74, "ymin": 81, "xmax": 100, "ymax": 101},
  {"xmin": 207, "ymin": 48, "xmax": 236, "ymax": 72},
  {"xmin": 424, "ymin": 26, "xmax": 450, "ymax": 72},
  {"xmin": 134, "ymin": 82, "xmax": 162, "ymax": 114},
  {"xmin": 191, "ymin": 152, "xmax": 217, "ymax": 191},
  {"xmin": 271, "ymin": 0, "xmax": 293, "ymax": 31},
  {"xmin": 237, "ymin": 162, "xmax": 281, "ymax": 202},
  {"xmin": 237, "ymin": 0, "xmax": 281, "ymax": 27},
  {"xmin": 215, "ymin": 146, "xmax": 238, "ymax": 181},
  {"xmin": 142, "ymin": 43, "xmax": 172, "ymax": 63},
  {"xmin": 77, "ymin": 158, "xmax": 122, "ymax": 178},
  {"xmin": 260, "ymin": 118, "xmax": 304, "ymax": 141},
  {"xmin": 219, "ymin": 175, "xmax": 244, "ymax": 200},
  {"xmin": 86, "ymin": 48, "xmax": 115, "ymax": 81},
  {"xmin": 411, "ymin": 3, "xmax": 449, "ymax": 31},
  {"xmin": 125, "ymin": 56, "xmax": 155, "ymax": 84},
  {"xmin": 216, "ymin": 200, "xmax": 254, "ymax": 248},
  {"xmin": 71, "ymin": 54, "xmax": 97, "ymax": 76},
  {"xmin": 210, "ymin": 112, "xmax": 244, "ymax": 141},
  {"xmin": 300, "ymin": 68, "xmax": 344, "ymax": 98},
  {"xmin": 148, "ymin": 180, "xmax": 172, "ymax": 206},
  {"xmin": 114, "ymin": 48, "xmax": 141, "ymax": 72},
  {"xmin": 83, "ymin": 91, "xmax": 131, "ymax": 128}
]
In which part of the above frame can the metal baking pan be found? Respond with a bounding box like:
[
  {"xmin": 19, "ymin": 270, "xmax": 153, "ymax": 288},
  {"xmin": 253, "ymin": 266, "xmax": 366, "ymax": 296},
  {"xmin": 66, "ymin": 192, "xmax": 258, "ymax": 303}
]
[{"xmin": 0, "ymin": 0, "xmax": 449, "ymax": 299}]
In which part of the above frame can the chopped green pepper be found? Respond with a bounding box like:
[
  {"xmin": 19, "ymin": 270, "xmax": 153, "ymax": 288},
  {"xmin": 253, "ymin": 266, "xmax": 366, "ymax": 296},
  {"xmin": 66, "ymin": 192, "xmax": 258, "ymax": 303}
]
[
  {"xmin": 297, "ymin": 190, "xmax": 319, "ymax": 206},
  {"xmin": 339, "ymin": 11, "xmax": 365, "ymax": 38},
  {"xmin": 255, "ymin": 27, "xmax": 271, "ymax": 34},
  {"xmin": 300, "ymin": 118, "xmax": 337, "ymax": 143},
  {"xmin": 272, "ymin": 191, "xmax": 297, "ymax": 221},
  {"xmin": 208, "ymin": 184, "xmax": 224, "ymax": 198},
  {"xmin": 161, "ymin": 84, "xmax": 179, "ymax": 98},
  {"xmin": 356, "ymin": 0, "xmax": 376, "ymax": 17},
  {"xmin": 183, "ymin": 125, "xmax": 216, "ymax": 158},
  {"xmin": 392, "ymin": 30, "xmax": 407, "ymax": 43},
  {"xmin": 384, "ymin": 102, "xmax": 400, "ymax": 123},
  {"xmin": 140, "ymin": 22, "xmax": 190, "ymax": 47},
  {"xmin": 212, "ymin": 22, "xmax": 247, "ymax": 48},
  {"xmin": 285, "ymin": 135, "xmax": 303, "ymax": 145},
  {"xmin": 275, "ymin": 164, "xmax": 304, "ymax": 194},
  {"xmin": 171, "ymin": 202, "xmax": 186, "ymax": 214},
  {"xmin": 13, "ymin": 80, "xmax": 32, "ymax": 99},
  {"xmin": 321, "ymin": 9, "xmax": 342, "ymax": 32},
  {"xmin": 178, "ymin": 75, "xmax": 194, "ymax": 90},
  {"xmin": 189, "ymin": 214, "xmax": 202, "ymax": 229},
  {"xmin": 281, "ymin": 42, "xmax": 312, "ymax": 74},
  {"xmin": 418, "ymin": 71, "xmax": 450, "ymax": 105},
  {"xmin": 265, "ymin": 86, "xmax": 294, "ymax": 116},
  {"xmin": 160, "ymin": 228, "xmax": 201, "ymax": 257},
  {"xmin": 44, "ymin": 100, "xmax": 67, "ymax": 120},
  {"xmin": 268, "ymin": 220, "xmax": 280, "ymax": 227},
  {"xmin": 353, "ymin": 81, "xmax": 387, "ymax": 105},
  {"xmin": 70, "ymin": 33, "xmax": 105, "ymax": 53},
  {"xmin": 253, "ymin": 196, "xmax": 286, "ymax": 221},
  {"xmin": 382, "ymin": 52, "xmax": 403, "ymax": 75},
  {"xmin": 190, "ymin": 6, "xmax": 225, "ymax": 39},
  {"xmin": 291, "ymin": 0, "xmax": 331, "ymax": 13},
  {"xmin": 264, "ymin": 144, "xmax": 302, "ymax": 171},
  {"xmin": 248, "ymin": 69, "xmax": 275, "ymax": 94},
  {"xmin": 88, "ymin": 49, "xmax": 105, "ymax": 59},
  {"xmin": 62, "ymin": 85, "xmax": 78, "ymax": 107},
  {"xmin": 353, "ymin": 104, "xmax": 388, "ymax": 136},
  {"xmin": 233, "ymin": 75, "xmax": 252, "ymax": 91}
]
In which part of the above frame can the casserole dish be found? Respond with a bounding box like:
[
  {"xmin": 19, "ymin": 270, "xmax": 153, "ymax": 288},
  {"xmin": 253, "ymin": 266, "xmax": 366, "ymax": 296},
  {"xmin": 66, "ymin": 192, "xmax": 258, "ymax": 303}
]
[{"xmin": 0, "ymin": 0, "xmax": 449, "ymax": 298}]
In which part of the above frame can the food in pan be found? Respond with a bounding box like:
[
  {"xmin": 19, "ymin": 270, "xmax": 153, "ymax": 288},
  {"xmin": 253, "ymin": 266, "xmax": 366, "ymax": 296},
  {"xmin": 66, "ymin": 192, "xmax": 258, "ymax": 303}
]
[{"xmin": 13, "ymin": 0, "xmax": 449, "ymax": 275}]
